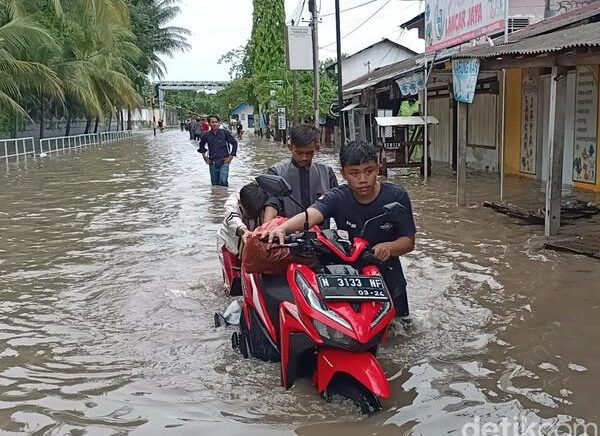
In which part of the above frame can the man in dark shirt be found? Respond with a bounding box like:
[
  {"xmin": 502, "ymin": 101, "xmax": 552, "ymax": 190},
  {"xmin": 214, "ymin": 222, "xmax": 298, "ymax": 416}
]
[
  {"xmin": 263, "ymin": 124, "xmax": 338, "ymax": 221},
  {"xmin": 261, "ymin": 141, "xmax": 416, "ymax": 318},
  {"xmin": 198, "ymin": 115, "xmax": 238, "ymax": 187}
]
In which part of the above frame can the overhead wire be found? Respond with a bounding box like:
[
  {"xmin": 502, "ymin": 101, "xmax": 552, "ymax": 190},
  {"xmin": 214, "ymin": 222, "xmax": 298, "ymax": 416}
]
[
  {"xmin": 320, "ymin": 0, "xmax": 385, "ymax": 18},
  {"xmin": 320, "ymin": 0, "xmax": 393, "ymax": 48}
]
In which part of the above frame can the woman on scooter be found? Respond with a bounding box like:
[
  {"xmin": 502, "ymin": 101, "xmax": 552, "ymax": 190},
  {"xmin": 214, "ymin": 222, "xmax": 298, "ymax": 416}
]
[{"xmin": 259, "ymin": 141, "xmax": 417, "ymax": 319}]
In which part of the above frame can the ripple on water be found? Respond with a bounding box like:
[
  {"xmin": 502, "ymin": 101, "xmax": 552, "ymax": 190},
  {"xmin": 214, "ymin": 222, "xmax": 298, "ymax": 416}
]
[{"xmin": 1, "ymin": 132, "xmax": 598, "ymax": 434}]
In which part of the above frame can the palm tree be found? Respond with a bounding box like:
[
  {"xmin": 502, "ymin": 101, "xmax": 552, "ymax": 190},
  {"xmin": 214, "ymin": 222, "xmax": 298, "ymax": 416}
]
[
  {"xmin": 0, "ymin": 0, "xmax": 63, "ymax": 118},
  {"xmin": 127, "ymin": 0, "xmax": 190, "ymax": 78}
]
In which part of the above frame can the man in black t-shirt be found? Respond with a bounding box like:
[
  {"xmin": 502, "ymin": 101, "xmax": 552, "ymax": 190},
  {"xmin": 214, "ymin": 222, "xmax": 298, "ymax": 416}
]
[{"xmin": 260, "ymin": 141, "xmax": 416, "ymax": 317}]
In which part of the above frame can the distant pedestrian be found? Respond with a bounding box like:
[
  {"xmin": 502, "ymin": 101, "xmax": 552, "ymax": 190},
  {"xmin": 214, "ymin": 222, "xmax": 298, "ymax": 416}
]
[
  {"xmin": 192, "ymin": 118, "xmax": 202, "ymax": 141},
  {"xmin": 189, "ymin": 118, "xmax": 197, "ymax": 140},
  {"xmin": 197, "ymin": 115, "xmax": 238, "ymax": 187},
  {"xmin": 158, "ymin": 119, "xmax": 164, "ymax": 132},
  {"xmin": 200, "ymin": 117, "xmax": 210, "ymax": 134},
  {"xmin": 236, "ymin": 121, "xmax": 243, "ymax": 139}
]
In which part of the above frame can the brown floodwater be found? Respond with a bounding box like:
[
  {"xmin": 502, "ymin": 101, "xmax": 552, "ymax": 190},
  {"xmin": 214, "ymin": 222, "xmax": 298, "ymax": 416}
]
[{"xmin": 1, "ymin": 131, "xmax": 599, "ymax": 436}]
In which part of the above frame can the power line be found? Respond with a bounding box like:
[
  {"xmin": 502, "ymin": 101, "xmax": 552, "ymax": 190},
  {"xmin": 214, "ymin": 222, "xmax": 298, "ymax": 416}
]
[
  {"xmin": 321, "ymin": 0, "xmax": 421, "ymax": 18},
  {"xmin": 320, "ymin": 0, "xmax": 393, "ymax": 48},
  {"xmin": 320, "ymin": 0, "xmax": 384, "ymax": 18}
]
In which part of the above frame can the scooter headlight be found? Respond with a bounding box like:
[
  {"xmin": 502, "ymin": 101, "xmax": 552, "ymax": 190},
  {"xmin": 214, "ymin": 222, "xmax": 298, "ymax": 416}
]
[
  {"xmin": 313, "ymin": 319, "xmax": 357, "ymax": 349},
  {"xmin": 294, "ymin": 272, "xmax": 351, "ymax": 330}
]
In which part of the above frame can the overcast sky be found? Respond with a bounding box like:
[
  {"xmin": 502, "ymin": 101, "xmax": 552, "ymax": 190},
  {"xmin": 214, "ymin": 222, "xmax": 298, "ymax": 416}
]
[{"xmin": 158, "ymin": 0, "xmax": 424, "ymax": 82}]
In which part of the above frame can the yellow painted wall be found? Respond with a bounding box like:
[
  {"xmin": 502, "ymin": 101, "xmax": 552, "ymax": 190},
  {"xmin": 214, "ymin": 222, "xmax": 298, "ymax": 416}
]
[
  {"xmin": 572, "ymin": 65, "xmax": 600, "ymax": 192},
  {"xmin": 504, "ymin": 69, "xmax": 535, "ymax": 178}
]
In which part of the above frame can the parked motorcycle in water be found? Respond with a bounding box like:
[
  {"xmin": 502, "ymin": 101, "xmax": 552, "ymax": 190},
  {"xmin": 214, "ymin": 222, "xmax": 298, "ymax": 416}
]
[{"xmin": 225, "ymin": 175, "xmax": 405, "ymax": 414}]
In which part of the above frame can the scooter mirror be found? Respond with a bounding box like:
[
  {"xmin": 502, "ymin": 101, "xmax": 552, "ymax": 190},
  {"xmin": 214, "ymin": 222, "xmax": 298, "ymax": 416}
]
[
  {"xmin": 383, "ymin": 202, "xmax": 406, "ymax": 220},
  {"xmin": 256, "ymin": 174, "xmax": 293, "ymax": 197}
]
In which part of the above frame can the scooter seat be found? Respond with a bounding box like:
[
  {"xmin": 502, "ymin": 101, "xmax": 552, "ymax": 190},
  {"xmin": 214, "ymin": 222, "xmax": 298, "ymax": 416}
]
[{"xmin": 260, "ymin": 275, "xmax": 294, "ymax": 332}]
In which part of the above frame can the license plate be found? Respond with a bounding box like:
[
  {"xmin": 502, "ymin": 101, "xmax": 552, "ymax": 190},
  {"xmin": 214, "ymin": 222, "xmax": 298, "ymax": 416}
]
[{"xmin": 317, "ymin": 275, "xmax": 388, "ymax": 301}]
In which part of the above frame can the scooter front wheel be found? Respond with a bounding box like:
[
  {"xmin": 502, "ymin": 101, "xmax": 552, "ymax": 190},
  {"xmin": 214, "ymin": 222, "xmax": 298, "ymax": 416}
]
[{"xmin": 324, "ymin": 374, "xmax": 382, "ymax": 415}]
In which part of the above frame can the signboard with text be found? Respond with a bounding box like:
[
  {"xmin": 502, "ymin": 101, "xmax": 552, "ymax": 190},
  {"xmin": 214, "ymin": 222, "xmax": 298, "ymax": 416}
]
[
  {"xmin": 573, "ymin": 65, "xmax": 598, "ymax": 184},
  {"xmin": 520, "ymin": 69, "xmax": 538, "ymax": 175},
  {"xmin": 452, "ymin": 59, "xmax": 480, "ymax": 103},
  {"xmin": 285, "ymin": 26, "xmax": 313, "ymax": 71},
  {"xmin": 425, "ymin": 0, "xmax": 506, "ymax": 53},
  {"xmin": 396, "ymin": 72, "xmax": 426, "ymax": 96},
  {"xmin": 277, "ymin": 107, "xmax": 287, "ymax": 130}
]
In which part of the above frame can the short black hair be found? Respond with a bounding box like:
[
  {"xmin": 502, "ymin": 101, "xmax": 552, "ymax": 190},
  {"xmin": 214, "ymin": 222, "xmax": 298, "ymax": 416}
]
[
  {"xmin": 339, "ymin": 141, "xmax": 378, "ymax": 167},
  {"xmin": 289, "ymin": 124, "xmax": 319, "ymax": 148},
  {"xmin": 240, "ymin": 182, "xmax": 267, "ymax": 220},
  {"xmin": 208, "ymin": 115, "xmax": 220, "ymax": 122}
]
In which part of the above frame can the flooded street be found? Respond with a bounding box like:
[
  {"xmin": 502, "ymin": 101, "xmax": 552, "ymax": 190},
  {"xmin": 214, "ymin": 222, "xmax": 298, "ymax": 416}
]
[{"xmin": 1, "ymin": 131, "xmax": 599, "ymax": 435}]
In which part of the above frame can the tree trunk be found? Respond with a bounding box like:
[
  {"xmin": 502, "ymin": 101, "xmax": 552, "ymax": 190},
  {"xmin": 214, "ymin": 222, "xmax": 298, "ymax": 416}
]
[
  {"xmin": 39, "ymin": 99, "xmax": 45, "ymax": 140},
  {"xmin": 120, "ymin": 109, "xmax": 125, "ymax": 131},
  {"xmin": 65, "ymin": 116, "xmax": 71, "ymax": 137},
  {"xmin": 107, "ymin": 112, "xmax": 112, "ymax": 132},
  {"xmin": 84, "ymin": 117, "xmax": 92, "ymax": 134},
  {"xmin": 127, "ymin": 107, "xmax": 132, "ymax": 130},
  {"xmin": 115, "ymin": 110, "xmax": 120, "ymax": 131},
  {"xmin": 93, "ymin": 117, "xmax": 99, "ymax": 133}
]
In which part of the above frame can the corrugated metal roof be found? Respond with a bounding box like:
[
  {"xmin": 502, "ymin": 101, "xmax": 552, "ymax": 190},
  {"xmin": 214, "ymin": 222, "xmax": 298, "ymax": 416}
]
[
  {"xmin": 456, "ymin": 21, "xmax": 600, "ymax": 59},
  {"xmin": 343, "ymin": 55, "xmax": 425, "ymax": 95},
  {"xmin": 508, "ymin": 1, "xmax": 600, "ymax": 43}
]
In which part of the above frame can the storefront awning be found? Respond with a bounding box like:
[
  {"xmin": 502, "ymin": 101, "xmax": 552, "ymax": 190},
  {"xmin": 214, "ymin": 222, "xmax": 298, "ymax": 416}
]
[{"xmin": 375, "ymin": 116, "xmax": 439, "ymax": 127}]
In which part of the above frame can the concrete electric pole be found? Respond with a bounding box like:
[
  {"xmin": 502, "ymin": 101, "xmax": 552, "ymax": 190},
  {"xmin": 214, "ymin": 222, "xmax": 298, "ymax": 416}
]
[{"xmin": 309, "ymin": 0, "xmax": 320, "ymax": 129}]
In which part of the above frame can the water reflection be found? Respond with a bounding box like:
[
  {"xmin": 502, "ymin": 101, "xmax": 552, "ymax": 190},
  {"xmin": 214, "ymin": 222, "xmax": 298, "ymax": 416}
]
[{"xmin": 0, "ymin": 131, "xmax": 599, "ymax": 434}]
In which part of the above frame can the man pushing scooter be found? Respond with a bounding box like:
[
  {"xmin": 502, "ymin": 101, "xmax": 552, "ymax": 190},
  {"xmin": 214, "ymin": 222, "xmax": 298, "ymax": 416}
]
[{"xmin": 259, "ymin": 140, "xmax": 416, "ymax": 320}]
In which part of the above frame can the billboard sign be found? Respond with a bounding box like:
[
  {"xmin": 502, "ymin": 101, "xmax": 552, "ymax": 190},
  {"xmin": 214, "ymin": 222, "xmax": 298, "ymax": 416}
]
[
  {"xmin": 425, "ymin": 0, "xmax": 506, "ymax": 53},
  {"xmin": 285, "ymin": 26, "xmax": 313, "ymax": 70}
]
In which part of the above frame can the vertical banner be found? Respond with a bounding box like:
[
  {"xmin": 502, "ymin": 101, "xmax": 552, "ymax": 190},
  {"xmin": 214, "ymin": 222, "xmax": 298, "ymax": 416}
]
[
  {"xmin": 520, "ymin": 69, "xmax": 539, "ymax": 175},
  {"xmin": 452, "ymin": 59, "xmax": 480, "ymax": 103},
  {"xmin": 573, "ymin": 65, "xmax": 598, "ymax": 184},
  {"xmin": 285, "ymin": 26, "xmax": 313, "ymax": 71},
  {"xmin": 277, "ymin": 107, "xmax": 287, "ymax": 130},
  {"xmin": 425, "ymin": 0, "xmax": 506, "ymax": 52}
]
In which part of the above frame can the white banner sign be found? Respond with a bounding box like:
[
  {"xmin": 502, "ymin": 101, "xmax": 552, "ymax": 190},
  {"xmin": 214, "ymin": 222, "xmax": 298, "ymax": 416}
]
[
  {"xmin": 277, "ymin": 107, "xmax": 287, "ymax": 130},
  {"xmin": 425, "ymin": 0, "xmax": 506, "ymax": 53},
  {"xmin": 396, "ymin": 72, "xmax": 426, "ymax": 96},
  {"xmin": 452, "ymin": 59, "xmax": 480, "ymax": 103},
  {"xmin": 285, "ymin": 26, "xmax": 313, "ymax": 71}
]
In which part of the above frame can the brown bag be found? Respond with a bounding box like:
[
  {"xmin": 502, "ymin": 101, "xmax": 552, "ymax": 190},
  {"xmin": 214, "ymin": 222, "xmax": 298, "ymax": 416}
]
[{"xmin": 242, "ymin": 217, "xmax": 293, "ymax": 275}]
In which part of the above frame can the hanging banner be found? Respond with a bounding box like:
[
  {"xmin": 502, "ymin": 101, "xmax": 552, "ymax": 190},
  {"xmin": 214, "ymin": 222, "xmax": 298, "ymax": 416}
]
[
  {"xmin": 425, "ymin": 0, "xmax": 506, "ymax": 53},
  {"xmin": 285, "ymin": 26, "xmax": 313, "ymax": 71},
  {"xmin": 573, "ymin": 65, "xmax": 598, "ymax": 184},
  {"xmin": 396, "ymin": 72, "xmax": 426, "ymax": 96},
  {"xmin": 277, "ymin": 107, "xmax": 287, "ymax": 130},
  {"xmin": 452, "ymin": 59, "xmax": 480, "ymax": 103},
  {"xmin": 520, "ymin": 69, "xmax": 538, "ymax": 175}
]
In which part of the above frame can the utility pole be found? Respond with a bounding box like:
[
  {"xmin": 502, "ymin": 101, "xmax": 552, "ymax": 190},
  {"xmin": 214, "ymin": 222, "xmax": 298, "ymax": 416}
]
[
  {"xmin": 292, "ymin": 70, "xmax": 299, "ymax": 125},
  {"xmin": 309, "ymin": 0, "xmax": 320, "ymax": 129},
  {"xmin": 335, "ymin": 0, "xmax": 345, "ymax": 146}
]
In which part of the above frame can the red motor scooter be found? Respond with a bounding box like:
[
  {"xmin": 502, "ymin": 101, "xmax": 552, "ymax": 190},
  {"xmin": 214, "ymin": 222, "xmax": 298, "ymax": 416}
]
[{"xmin": 229, "ymin": 175, "xmax": 405, "ymax": 414}]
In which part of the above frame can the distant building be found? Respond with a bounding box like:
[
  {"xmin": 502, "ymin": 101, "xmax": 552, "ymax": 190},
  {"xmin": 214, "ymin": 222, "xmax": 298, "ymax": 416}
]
[
  {"xmin": 326, "ymin": 39, "xmax": 418, "ymax": 87},
  {"xmin": 230, "ymin": 103, "xmax": 255, "ymax": 133}
]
